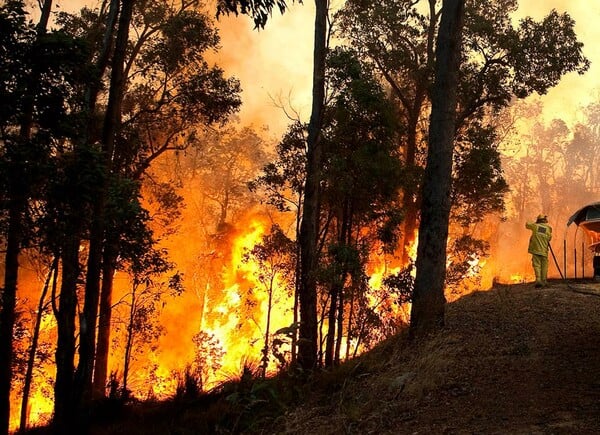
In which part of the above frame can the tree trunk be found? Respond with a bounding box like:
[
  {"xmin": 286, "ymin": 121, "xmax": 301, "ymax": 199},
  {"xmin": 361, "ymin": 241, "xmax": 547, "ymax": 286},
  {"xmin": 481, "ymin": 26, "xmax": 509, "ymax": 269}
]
[
  {"xmin": 261, "ymin": 277, "xmax": 275, "ymax": 378},
  {"xmin": 92, "ymin": 243, "xmax": 117, "ymax": 398},
  {"xmin": 291, "ymin": 191, "xmax": 303, "ymax": 365},
  {"xmin": 76, "ymin": 0, "xmax": 134, "ymax": 409},
  {"xmin": 334, "ymin": 286, "xmax": 344, "ymax": 365},
  {"xmin": 53, "ymin": 235, "xmax": 81, "ymax": 431},
  {"xmin": 345, "ymin": 285, "xmax": 355, "ymax": 361},
  {"xmin": 410, "ymin": 0, "xmax": 465, "ymax": 338},
  {"xmin": 0, "ymin": 191, "xmax": 25, "ymax": 434},
  {"xmin": 0, "ymin": 3, "xmax": 54, "ymax": 431},
  {"xmin": 122, "ymin": 285, "xmax": 138, "ymax": 398},
  {"xmin": 19, "ymin": 257, "xmax": 58, "ymax": 433},
  {"xmin": 298, "ymin": 0, "xmax": 328, "ymax": 371},
  {"xmin": 324, "ymin": 284, "xmax": 338, "ymax": 367}
]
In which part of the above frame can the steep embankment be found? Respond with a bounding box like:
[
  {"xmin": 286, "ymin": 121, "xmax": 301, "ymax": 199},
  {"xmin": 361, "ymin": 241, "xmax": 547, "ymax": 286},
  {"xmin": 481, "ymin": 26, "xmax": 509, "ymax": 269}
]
[{"xmin": 277, "ymin": 281, "xmax": 600, "ymax": 434}]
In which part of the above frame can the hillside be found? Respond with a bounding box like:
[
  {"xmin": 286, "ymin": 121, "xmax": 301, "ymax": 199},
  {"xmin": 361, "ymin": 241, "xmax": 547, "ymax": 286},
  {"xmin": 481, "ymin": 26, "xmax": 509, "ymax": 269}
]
[
  {"xmin": 276, "ymin": 281, "xmax": 600, "ymax": 434},
  {"xmin": 69, "ymin": 280, "xmax": 600, "ymax": 434}
]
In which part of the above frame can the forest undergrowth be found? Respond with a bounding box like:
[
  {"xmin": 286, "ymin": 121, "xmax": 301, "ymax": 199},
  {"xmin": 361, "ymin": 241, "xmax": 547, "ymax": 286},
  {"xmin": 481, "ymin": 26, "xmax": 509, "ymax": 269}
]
[{"xmin": 25, "ymin": 280, "xmax": 600, "ymax": 434}]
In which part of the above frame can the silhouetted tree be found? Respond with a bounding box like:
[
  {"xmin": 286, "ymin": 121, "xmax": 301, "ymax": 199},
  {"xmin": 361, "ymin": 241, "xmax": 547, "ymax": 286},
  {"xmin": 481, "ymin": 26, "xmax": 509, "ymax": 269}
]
[
  {"xmin": 410, "ymin": 0, "xmax": 465, "ymax": 337},
  {"xmin": 216, "ymin": 0, "xmax": 327, "ymax": 371}
]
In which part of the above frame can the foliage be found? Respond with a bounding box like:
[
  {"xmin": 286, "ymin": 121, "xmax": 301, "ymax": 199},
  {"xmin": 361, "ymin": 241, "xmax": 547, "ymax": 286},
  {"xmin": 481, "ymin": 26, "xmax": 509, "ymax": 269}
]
[
  {"xmin": 242, "ymin": 224, "xmax": 296, "ymax": 373},
  {"xmin": 452, "ymin": 123, "xmax": 509, "ymax": 226},
  {"xmin": 319, "ymin": 46, "xmax": 405, "ymax": 248},
  {"xmin": 446, "ymin": 235, "xmax": 489, "ymax": 294},
  {"xmin": 336, "ymin": 0, "xmax": 589, "ymax": 232},
  {"xmin": 193, "ymin": 126, "xmax": 270, "ymax": 229},
  {"xmin": 249, "ymin": 121, "xmax": 306, "ymax": 213},
  {"xmin": 216, "ymin": 0, "xmax": 298, "ymax": 29},
  {"xmin": 191, "ymin": 331, "xmax": 225, "ymax": 390}
]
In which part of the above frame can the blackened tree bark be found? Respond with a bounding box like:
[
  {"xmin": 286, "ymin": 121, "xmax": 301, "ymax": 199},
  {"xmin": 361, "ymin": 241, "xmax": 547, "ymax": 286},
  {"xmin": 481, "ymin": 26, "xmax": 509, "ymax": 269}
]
[
  {"xmin": 0, "ymin": 2, "xmax": 53, "ymax": 431},
  {"xmin": 0, "ymin": 174, "xmax": 25, "ymax": 434},
  {"xmin": 297, "ymin": 0, "xmax": 327, "ymax": 371},
  {"xmin": 54, "ymin": 233, "xmax": 81, "ymax": 431},
  {"xmin": 92, "ymin": 243, "xmax": 117, "ymax": 398},
  {"xmin": 76, "ymin": 0, "xmax": 134, "ymax": 411},
  {"xmin": 410, "ymin": 0, "xmax": 465, "ymax": 338}
]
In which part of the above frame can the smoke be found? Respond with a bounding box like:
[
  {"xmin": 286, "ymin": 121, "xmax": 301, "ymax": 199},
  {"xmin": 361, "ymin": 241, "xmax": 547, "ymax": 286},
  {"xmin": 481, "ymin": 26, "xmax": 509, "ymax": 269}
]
[
  {"xmin": 515, "ymin": 1, "xmax": 600, "ymax": 124},
  {"xmin": 210, "ymin": 2, "xmax": 315, "ymax": 136}
]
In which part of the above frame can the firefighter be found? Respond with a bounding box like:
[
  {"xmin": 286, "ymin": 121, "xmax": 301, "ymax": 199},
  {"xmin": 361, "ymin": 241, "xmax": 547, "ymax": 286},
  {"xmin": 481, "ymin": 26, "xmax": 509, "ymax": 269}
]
[{"xmin": 526, "ymin": 214, "xmax": 552, "ymax": 288}]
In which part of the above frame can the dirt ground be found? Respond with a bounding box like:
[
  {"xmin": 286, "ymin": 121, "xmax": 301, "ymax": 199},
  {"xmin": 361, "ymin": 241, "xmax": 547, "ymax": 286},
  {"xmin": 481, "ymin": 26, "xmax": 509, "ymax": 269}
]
[{"xmin": 277, "ymin": 280, "xmax": 600, "ymax": 434}]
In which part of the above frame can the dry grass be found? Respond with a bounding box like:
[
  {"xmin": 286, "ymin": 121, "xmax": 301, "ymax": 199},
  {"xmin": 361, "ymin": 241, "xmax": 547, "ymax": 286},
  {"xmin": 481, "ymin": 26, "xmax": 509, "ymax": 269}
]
[
  {"xmin": 37, "ymin": 280, "xmax": 600, "ymax": 435},
  {"xmin": 273, "ymin": 280, "xmax": 600, "ymax": 434}
]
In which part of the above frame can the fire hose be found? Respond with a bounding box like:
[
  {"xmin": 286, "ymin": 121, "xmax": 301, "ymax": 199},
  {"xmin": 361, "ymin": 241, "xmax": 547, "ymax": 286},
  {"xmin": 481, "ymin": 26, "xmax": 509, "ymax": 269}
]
[
  {"xmin": 548, "ymin": 243, "xmax": 565, "ymax": 280},
  {"xmin": 549, "ymin": 242, "xmax": 600, "ymax": 297}
]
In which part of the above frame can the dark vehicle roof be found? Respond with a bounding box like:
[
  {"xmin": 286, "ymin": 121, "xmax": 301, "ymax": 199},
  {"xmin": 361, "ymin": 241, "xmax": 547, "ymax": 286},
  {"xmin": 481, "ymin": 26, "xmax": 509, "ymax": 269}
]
[{"xmin": 567, "ymin": 202, "xmax": 600, "ymax": 227}]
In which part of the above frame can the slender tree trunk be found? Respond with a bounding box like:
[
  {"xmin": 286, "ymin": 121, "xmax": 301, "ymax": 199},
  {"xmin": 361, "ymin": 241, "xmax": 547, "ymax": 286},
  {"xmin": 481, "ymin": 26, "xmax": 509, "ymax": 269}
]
[
  {"xmin": 410, "ymin": 0, "xmax": 465, "ymax": 338},
  {"xmin": 19, "ymin": 257, "xmax": 58, "ymax": 433},
  {"xmin": 291, "ymin": 191, "xmax": 303, "ymax": 365},
  {"xmin": 0, "ymin": 3, "xmax": 55, "ymax": 430},
  {"xmin": 324, "ymin": 284, "xmax": 338, "ymax": 367},
  {"xmin": 261, "ymin": 278, "xmax": 275, "ymax": 378},
  {"xmin": 400, "ymin": 118, "xmax": 421, "ymax": 264},
  {"xmin": 92, "ymin": 243, "xmax": 117, "ymax": 398},
  {"xmin": 54, "ymin": 235, "xmax": 81, "ymax": 431},
  {"xmin": 0, "ymin": 190, "xmax": 25, "ymax": 434},
  {"xmin": 122, "ymin": 285, "xmax": 138, "ymax": 397},
  {"xmin": 76, "ymin": 0, "xmax": 134, "ymax": 409},
  {"xmin": 298, "ymin": 0, "xmax": 328, "ymax": 371},
  {"xmin": 345, "ymin": 285, "xmax": 355, "ymax": 361},
  {"xmin": 325, "ymin": 205, "xmax": 351, "ymax": 367},
  {"xmin": 334, "ymin": 287, "xmax": 344, "ymax": 365}
]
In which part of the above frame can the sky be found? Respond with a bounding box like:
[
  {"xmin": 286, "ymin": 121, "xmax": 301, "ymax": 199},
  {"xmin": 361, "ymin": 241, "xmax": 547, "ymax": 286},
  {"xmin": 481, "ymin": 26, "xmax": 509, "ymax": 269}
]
[
  {"xmin": 514, "ymin": 1, "xmax": 600, "ymax": 125},
  {"xmin": 56, "ymin": 1, "xmax": 600, "ymax": 136},
  {"xmin": 213, "ymin": 0, "xmax": 600, "ymax": 135}
]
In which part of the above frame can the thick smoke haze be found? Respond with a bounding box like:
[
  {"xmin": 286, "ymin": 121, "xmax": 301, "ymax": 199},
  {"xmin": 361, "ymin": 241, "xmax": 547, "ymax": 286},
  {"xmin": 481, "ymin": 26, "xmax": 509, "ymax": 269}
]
[
  {"xmin": 515, "ymin": 1, "xmax": 600, "ymax": 124},
  {"xmin": 59, "ymin": 1, "xmax": 600, "ymax": 135}
]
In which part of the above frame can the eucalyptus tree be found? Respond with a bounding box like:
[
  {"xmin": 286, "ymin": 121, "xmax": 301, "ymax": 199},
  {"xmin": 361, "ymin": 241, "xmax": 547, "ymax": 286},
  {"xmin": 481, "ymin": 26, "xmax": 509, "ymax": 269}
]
[
  {"xmin": 410, "ymin": 0, "xmax": 465, "ymax": 337},
  {"xmin": 195, "ymin": 126, "xmax": 269, "ymax": 231},
  {"xmin": 0, "ymin": 1, "xmax": 90, "ymax": 431},
  {"xmin": 53, "ymin": 0, "xmax": 241, "ymax": 414},
  {"xmin": 249, "ymin": 122, "xmax": 306, "ymax": 362},
  {"xmin": 317, "ymin": 47, "xmax": 403, "ymax": 365},
  {"xmin": 336, "ymin": 0, "xmax": 589, "ymax": 264},
  {"xmin": 217, "ymin": 0, "xmax": 328, "ymax": 371},
  {"xmin": 242, "ymin": 224, "xmax": 296, "ymax": 377}
]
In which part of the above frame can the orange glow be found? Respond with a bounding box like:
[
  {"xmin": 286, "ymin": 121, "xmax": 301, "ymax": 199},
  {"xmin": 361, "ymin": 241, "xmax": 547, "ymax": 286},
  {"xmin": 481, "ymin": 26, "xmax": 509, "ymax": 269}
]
[
  {"xmin": 195, "ymin": 216, "xmax": 294, "ymax": 386},
  {"xmin": 14, "ymin": 2, "xmax": 600, "ymax": 428},
  {"xmin": 510, "ymin": 274, "xmax": 526, "ymax": 283}
]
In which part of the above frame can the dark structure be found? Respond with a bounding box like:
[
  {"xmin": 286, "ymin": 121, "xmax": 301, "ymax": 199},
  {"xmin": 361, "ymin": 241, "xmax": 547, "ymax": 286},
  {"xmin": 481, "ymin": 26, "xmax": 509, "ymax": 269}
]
[{"xmin": 567, "ymin": 202, "xmax": 600, "ymax": 278}]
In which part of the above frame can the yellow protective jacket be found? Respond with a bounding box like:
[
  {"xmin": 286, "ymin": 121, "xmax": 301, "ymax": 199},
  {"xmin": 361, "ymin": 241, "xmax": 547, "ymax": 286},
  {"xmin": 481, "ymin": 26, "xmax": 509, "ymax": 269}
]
[{"xmin": 526, "ymin": 221, "xmax": 552, "ymax": 257}]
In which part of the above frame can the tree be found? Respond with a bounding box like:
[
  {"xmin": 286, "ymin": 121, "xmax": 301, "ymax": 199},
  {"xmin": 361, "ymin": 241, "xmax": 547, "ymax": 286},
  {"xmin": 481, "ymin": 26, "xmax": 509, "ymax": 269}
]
[
  {"xmin": 336, "ymin": 0, "xmax": 589, "ymax": 263},
  {"xmin": 115, "ymin": 248, "xmax": 183, "ymax": 398},
  {"xmin": 249, "ymin": 122, "xmax": 306, "ymax": 363},
  {"xmin": 410, "ymin": 0, "xmax": 465, "ymax": 337},
  {"xmin": 216, "ymin": 0, "xmax": 327, "ymax": 371},
  {"xmin": 316, "ymin": 47, "xmax": 403, "ymax": 366},
  {"xmin": 242, "ymin": 224, "xmax": 296, "ymax": 376},
  {"xmin": 196, "ymin": 126, "xmax": 269, "ymax": 231},
  {"xmin": 52, "ymin": 0, "xmax": 241, "ymax": 412},
  {"xmin": 0, "ymin": 2, "xmax": 90, "ymax": 430}
]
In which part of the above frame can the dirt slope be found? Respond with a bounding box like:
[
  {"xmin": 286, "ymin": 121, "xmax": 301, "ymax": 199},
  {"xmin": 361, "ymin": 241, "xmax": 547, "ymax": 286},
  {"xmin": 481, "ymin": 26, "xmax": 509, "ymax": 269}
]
[{"xmin": 277, "ymin": 281, "xmax": 600, "ymax": 434}]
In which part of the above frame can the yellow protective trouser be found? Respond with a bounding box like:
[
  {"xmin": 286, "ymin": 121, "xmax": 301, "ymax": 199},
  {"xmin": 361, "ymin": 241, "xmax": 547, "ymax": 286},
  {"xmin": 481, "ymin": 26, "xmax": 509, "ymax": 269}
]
[{"xmin": 531, "ymin": 254, "xmax": 548, "ymax": 285}]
